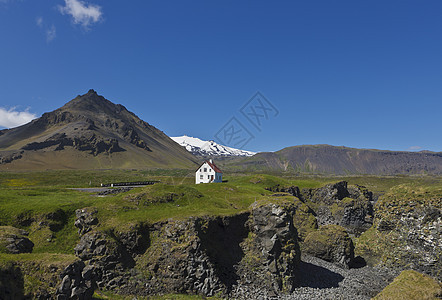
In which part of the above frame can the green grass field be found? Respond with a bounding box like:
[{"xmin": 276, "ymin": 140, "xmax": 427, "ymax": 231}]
[{"xmin": 1, "ymin": 169, "xmax": 441, "ymax": 297}]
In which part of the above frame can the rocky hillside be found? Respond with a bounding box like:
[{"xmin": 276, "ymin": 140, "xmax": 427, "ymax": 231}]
[
  {"xmin": 356, "ymin": 183, "xmax": 442, "ymax": 281},
  {"xmin": 229, "ymin": 144, "xmax": 442, "ymax": 175},
  {"xmin": 0, "ymin": 90, "xmax": 198, "ymax": 170}
]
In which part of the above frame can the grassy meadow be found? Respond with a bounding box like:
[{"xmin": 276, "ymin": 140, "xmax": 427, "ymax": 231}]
[
  {"xmin": 0, "ymin": 169, "xmax": 441, "ymax": 296},
  {"xmin": 1, "ymin": 170, "xmax": 440, "ymax": 252}
]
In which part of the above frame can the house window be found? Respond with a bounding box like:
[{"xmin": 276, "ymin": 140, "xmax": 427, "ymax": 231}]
[
  {"xmin": 200, "ymin": 175, "xmax": 203, "ymax": 179},
  {"xmin": 208, "ymin": 175, "xmax": 210, "ymax": 179},
  {"xmin": 204, "ymin": 168, "xmax": 207, "ymax": 172}
]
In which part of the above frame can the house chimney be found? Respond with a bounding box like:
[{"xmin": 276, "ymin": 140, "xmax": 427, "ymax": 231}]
[{"xmin": 209, "ymin": 159, "xmax": 213, "ymax": 163}]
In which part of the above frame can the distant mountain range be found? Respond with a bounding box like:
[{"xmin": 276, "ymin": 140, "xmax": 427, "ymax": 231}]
[
  {"xmin": 171, "ymin": 135, "xmax": 256, "ymax": 157},
  {"xmin": 226, "ymin": 144, "xmax": 442, "ymax": 175},
  {"xmin": 0, "ymin": 90, "xmax": 198, "ymax": 170},
  {"xmin": 1, "ymin": 90, "xmax": 441, "ymax": 175}
]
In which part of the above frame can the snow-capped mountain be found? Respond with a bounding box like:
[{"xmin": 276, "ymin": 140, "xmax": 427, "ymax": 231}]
[{"xmin": 171, "ymin": 135, "xmax": 256, "ymax": 157}]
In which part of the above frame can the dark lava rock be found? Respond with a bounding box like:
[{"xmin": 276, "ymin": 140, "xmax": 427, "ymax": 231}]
[
  {"xmin": 74, "ymin": 231, "xmax": 110, "ymax": 260},
  {"xmin": 266, "ymin": 184, "xmax": 304, "ymax": 200},
  {"xmin": 0, "ymin": 227, "xmax": 34, "ymax": 254},
  {"xmin": 120, "ymin": 206, "xmax": 302, "ymax": 298},
  {"xmin": 303, "ymin": 182, "xmax": 374, "ymax": 234},
  {"xmin": 303, "ymin": 225, "xmax": 355, "ymax": 269},
  {"xmin": 0, "ymin": 151, "xmax": 23, "ymax": 165},
  {"xmin": 240, "ymin": 202, "xmax": 301, "ymax": 294},
  {"xmin": 56, "ymin": 261, "xmax": 95, "ymax": 300},
  {"xmin": 310, "ymin": 181, "xmax": 350, "ymax": 205},
  {"xmin": 22, "ymin": 133, "xmax": 125, "ymax": 156},
  {"xmin": 136, "ymin": 218, "xmax": 224, "ymax": 297},
  {"xmin": 5, "ymin": 236, "xmax": 34, "ymax": 254},
  {"xmin": 74, "ymin": 208, "xmax": 99, "ymax": 235},
  {"xmin": 361, "ymin": 188, "xmax": 442, "ymax": 281}
]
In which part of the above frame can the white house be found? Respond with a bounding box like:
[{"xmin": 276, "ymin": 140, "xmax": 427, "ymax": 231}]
[{"xmin": 195, "ymin": 159, "xmax": 223, "ymax": 184}]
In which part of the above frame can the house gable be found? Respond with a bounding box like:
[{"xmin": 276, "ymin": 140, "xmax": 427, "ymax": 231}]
[{"xmin": 195, "ymin": 160, "xmax": 223, "ymax": 184}]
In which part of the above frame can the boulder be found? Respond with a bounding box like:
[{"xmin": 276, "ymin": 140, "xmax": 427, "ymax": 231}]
[
  {"xmin": 303, "ymin": 225, "xmax": 355, "ymax": 268},
  {"xmin": 56, "ymin": 261, "xmax": 95, "ymax": 300},
  {"xmin": 302, "ymin": 182, "xmax": 373, "ymax": 234},
  {"xmin": 74, "ymin": 208, "xmax": 98, "ymax": 235},
  {"xmin": 0, "ymin": 226, "xmax": 34, "ymax": 254},
  {"xmin": 310, "ymin": 181, "xmax": 350, "ymax": 205},
  {"xmin": 243, "ymin": 202, "xmax": 301, "ymax": 293}
]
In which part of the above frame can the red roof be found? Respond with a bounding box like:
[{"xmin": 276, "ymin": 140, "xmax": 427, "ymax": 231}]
[
  {"xmin": 196, "ymin": 160, "xmax": 223, "ymax": 173},
  {"xmin": 207, "ymin": 160, "xmax": 222, "ymax": 173}
]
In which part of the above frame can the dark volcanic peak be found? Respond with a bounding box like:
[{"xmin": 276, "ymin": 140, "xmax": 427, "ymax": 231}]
[
  {"xmin": 61, "ymin": 89, "xmax": 130, "ymax": 119},
  {"xmin": 0, "ymin": 90, "xmax": 198, "ymax": 169}
]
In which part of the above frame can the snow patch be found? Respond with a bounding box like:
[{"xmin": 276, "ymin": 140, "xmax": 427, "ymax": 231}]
[{"xmin": 171, "ymin": 135, "xmax": 256, "ymax": 157}]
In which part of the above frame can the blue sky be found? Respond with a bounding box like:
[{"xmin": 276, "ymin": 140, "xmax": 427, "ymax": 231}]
[{"xmin": 0, "ymin": 0, "xmax": 441, "ymax": 152}]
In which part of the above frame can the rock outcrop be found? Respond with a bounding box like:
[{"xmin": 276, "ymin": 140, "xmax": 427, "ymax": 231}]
[
  {"xmin": 356, "ymin": 184, "xmax": 442, "ymax": 281},
  {"xmin": 66, "ymin": 201, "xmax": 303, "ymax": 298},
  {"xmin": 0, "ymin": 151, "xmax": 23, "ymax": 165},
  {"xmin": 302, "ymin": 182, "xmax": 373, "ymax": 234},
  {"xmin": 0, "ymin": 226, "xmax": 34, "ymax": 254},
  {"xmin": 22, "ymin": 133, "xmax": 125, "ymax": 156},
  {"xmin": 239, "ymin": 202, "xmax": 301, "ymax": 295},
  {"xmin": 74, "ymin": 208, "xmax": 98, "ymax": 235},
  {"xmin": 303, "ymin": 225, "xmax": 355, "ymax": 269},
  {"xmin": 56, "ymin": 261, "xmax": 95, "ymax": 300}
]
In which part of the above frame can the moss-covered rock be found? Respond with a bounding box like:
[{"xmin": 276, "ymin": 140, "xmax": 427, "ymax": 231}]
[
  {"xmin": 0, "ymin": 226, "xmax": 34, "ymax": 254},
  {"xmin": 0, "ymin": 253, "xmax": 77, "ymax": 299},
  {"xmin": 291, "ymin": 200, "xmax": 318, "ymax": 241},
  {"xmin": 356, "ymin": 184, "xmax": 442, "ymax": 280},
  {"xmin": 303, "ymin": 225, "xmax": 354, "ymax": 268},
  {"xmin": 243, "ymin": 201, "xmax": 301, "ymax": 294},
  {"xmin": 373, "ymin": 270, "xmax": 442, "ymax": 300},
  {"xmin": 129, "ymin": 200, "xmax": 302, "ymax": 298},
  {"xmin": 301, "ymin": 182, "xmax": 373, "ymax": 234}
]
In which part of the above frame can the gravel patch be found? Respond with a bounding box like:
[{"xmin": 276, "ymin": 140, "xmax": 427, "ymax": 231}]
[
  {"xmin": 289, "ymin": 255, "xmax": 396, "ymax": 300},
  {"xmin": 230, "ymin": 255, "xmax": 396, "ymax": 300}
]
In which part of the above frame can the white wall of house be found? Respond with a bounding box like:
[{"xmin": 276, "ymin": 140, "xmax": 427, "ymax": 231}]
[{"xmin": 195, "ymin": 161, "xmax": 223, "ymax": 184}]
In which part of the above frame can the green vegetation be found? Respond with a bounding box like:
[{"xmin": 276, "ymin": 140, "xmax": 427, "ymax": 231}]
[
  {"xmin": 355, "ymin": 183, "xmax": 442, "ymax": 269},
  {"xmin": 303, "ymin": 225, "xmax": 353, "ymax": 262},
  {"xmin": 1, "ymin": 169, "xmax": 441, "ymax": 297},
  {"xmin": 93, "ymin": 291, "xmax": 220, "ymax": 299},
  {"xmin": 373, "ymin": 270, "xmax": 442, "ymax": 300},
  {"xmin": 0, "ymin": 253, "xmax": 77, "ymax": 296},
  {"xmin": 1, "ymin": 170, "xmax": 441, "ymax": 252}
]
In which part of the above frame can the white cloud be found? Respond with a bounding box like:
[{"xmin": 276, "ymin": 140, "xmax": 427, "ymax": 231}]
[
  {"xmin": 0, "ymin": 107, "xmax": 37, "ymax": 128},
  {"xmin": 59, "ymin": 0, "xmax": 103, "ymax": 28},
  {"xmin": 46, "ymin": 25, "xmax": 56, "ymax": 42},
  {"xmin": 408, "ymin": 146, "xmax": 422, "ymax": 151},
  {"xmin": 36, "ymin": 16, "xmax": 43, "ymax": 28},
  {"xmin": 35, "ymin": 17, "xmax": 56, "ymax": 42}
]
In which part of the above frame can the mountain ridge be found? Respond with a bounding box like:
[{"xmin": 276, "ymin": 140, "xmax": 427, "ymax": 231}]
[
  {"xmin": 227, "ymin": 144, "xmax": 442, "ymax": 175},
  {"xmin": 0, "ymin": 90, "xmax": 198, "ymax": 170}
]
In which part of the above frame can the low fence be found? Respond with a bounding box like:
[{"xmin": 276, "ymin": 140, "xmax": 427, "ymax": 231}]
[{"xmin": 100, "ymin": 181, "xmax": 160, "ymax": 187}]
